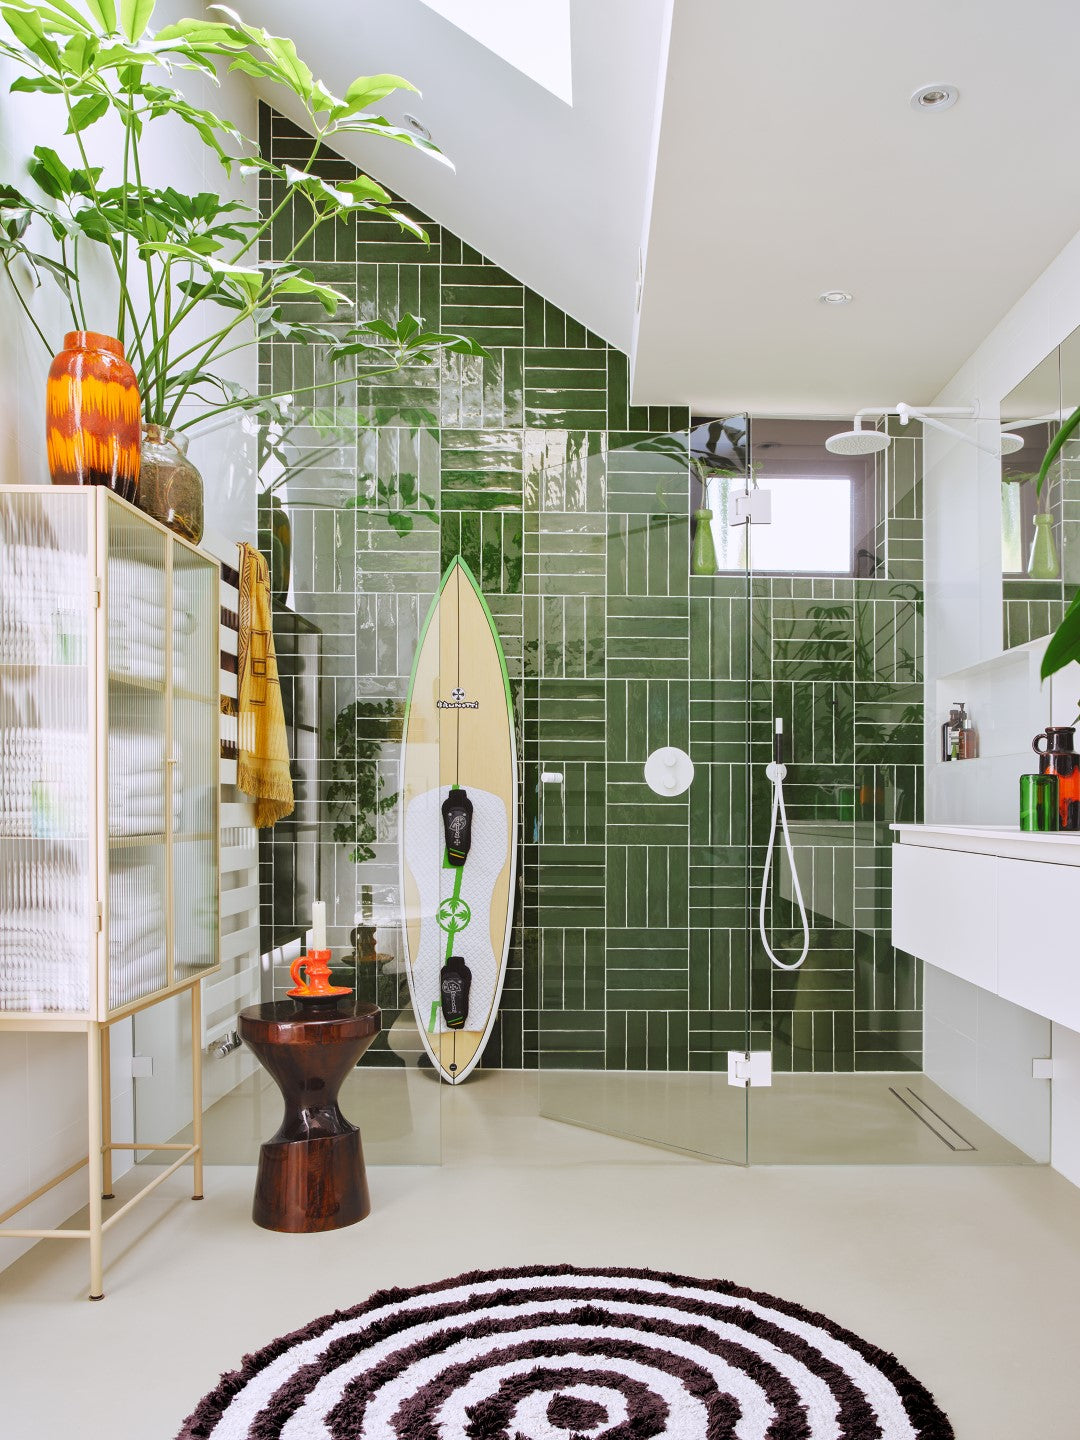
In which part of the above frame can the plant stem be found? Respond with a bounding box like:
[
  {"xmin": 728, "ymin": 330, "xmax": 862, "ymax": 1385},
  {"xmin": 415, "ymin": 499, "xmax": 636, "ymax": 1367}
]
[
  {"xmin": 57, "ymin": 76, "xmax": 135, "ymax": 342},
  {"xmin": 58, "ymin": 238, "xmax": 80, "ymax": 330},
  {"xmin": 127, "ymin": 91, "xmax": 162, "ymax": 411},
  {"xmin": 1, "ymin": 256, "xmax": 53, "ymax": 354},
  {"xmin": 71, "ymin": 236, "xmax": 87, "ymax": 328}
]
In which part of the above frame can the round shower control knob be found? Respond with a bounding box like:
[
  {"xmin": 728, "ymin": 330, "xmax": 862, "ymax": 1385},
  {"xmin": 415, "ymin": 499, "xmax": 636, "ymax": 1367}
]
[{"xmin": 644, "ymin": 746, "xmax": 694, "ymax": 796}]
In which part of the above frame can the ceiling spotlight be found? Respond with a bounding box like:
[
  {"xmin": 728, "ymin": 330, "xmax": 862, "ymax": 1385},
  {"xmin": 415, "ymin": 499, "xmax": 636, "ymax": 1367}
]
[
  {"xmin": 403, "ymin": 112, "xmax": 432, "ymax": 141},
  {"xmin": 910, "ymin": 84, "xmax": 959, "ymax": 112},
  {"xmin": 818, "ymin": 290, "xmax": 852, "ymax": 306}
]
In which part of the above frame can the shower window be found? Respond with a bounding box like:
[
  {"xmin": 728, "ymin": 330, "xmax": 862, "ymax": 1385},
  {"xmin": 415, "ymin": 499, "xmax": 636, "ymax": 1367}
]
[
  {"xmin": 749, "ymin": 475, "xmax": 853, "ymax": 573},
  {"xmin": 690, "ymin": 416, "xmax": 881, "ymax": 578},
  {"xmin": 696, "ymin": 469, "xmax": 870, "ymax": 578}
]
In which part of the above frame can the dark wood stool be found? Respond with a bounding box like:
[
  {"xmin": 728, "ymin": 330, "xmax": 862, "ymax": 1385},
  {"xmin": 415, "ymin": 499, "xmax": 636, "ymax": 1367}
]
[{"xmin": 238, "ymin": 1000, "xmax": 381, "ymax": 1233}]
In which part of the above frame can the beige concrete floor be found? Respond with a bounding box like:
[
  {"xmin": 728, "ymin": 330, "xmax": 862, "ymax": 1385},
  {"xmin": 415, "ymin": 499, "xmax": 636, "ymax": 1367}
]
[
  {"xmin": 186, "ymin": 1061, "xmax": 1037, "ymax": 1169},
  {"xmin": 0, "ymin": 1071, "xmax": 1077, "ymax": 1440}
]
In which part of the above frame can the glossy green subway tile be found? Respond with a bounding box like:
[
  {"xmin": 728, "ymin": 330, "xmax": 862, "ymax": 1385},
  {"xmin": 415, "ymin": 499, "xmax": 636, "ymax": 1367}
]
[
  {"xmin": 263, "ymin": 112, "xmax": 926, "ymax": 1076},
  {"xmin": 523, "ymin": 429, "xmax": 607, "ymax": 514},
  {"xmin": 688, "ymin": 1010, "xmax": 751, "ymax": 1068}
]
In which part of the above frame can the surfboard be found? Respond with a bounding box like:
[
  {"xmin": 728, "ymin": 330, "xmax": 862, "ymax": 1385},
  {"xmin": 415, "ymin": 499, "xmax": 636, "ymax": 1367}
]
[{"xmin": 399, "ymin": 556, "xmax": 518, "ymax": 1083}]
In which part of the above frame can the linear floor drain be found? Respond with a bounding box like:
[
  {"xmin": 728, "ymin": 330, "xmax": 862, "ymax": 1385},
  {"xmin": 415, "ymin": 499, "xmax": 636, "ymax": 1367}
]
[{"xmin": 888, "ymin": 1086, "xmax": 977, "ymax": 1152}]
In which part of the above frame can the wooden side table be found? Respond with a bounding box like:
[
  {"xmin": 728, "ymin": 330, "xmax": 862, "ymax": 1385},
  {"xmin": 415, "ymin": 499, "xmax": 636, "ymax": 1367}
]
[{"xmin": 238, "ymin": 1000, "xmax": 381, "ymax": 1233}]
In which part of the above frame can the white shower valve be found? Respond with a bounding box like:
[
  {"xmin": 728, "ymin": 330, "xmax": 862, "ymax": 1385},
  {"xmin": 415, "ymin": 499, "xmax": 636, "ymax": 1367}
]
[{"xmin": 644, "ymin": 747, "xmax": 694, "ymax": 796}]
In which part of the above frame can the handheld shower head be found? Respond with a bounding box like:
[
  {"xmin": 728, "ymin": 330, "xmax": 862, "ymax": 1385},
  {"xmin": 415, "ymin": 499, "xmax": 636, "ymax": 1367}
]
[{"xmin": 825, "ymin": 428, "xmax": 891, "ymax": 455}]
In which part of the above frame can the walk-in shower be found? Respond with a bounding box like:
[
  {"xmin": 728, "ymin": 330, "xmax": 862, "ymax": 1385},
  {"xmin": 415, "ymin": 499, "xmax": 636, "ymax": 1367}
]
[{"xmin": 533, "ymin": 412, "xmax": 1050, "ymax": 1167}]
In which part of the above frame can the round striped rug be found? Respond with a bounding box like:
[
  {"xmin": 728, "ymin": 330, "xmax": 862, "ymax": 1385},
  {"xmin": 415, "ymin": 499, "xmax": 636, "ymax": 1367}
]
[{"xmin": 177, "ymin": 1264, "xmax": 954, "ymax": 1439}]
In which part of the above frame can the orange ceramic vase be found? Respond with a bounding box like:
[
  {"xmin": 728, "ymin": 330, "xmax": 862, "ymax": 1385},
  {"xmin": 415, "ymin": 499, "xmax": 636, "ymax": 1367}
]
[{"xmin": 46, "ymin": 331, "xmax": 141, "ymax": 500}]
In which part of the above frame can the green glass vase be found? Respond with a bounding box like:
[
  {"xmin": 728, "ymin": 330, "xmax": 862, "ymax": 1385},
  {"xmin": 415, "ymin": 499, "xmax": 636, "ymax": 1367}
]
[
  {"xmin": 1028, "ymin": 512, "xmax": 1060, "ymax": 580},
  {"xmin": 691, "ymin": 508, "xmax": 717, "ymax": 575}
]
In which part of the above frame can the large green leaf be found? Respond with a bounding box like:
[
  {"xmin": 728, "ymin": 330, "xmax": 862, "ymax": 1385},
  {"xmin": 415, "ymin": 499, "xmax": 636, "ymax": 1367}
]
[
  {"xmin": 282, "ymin": 165, "xmax": 390, "ymax": 213},
  {"xmin": 61, "ymin": 29, "xmax": 97, "ymax": 72},
  {"xmin": 1041, "ymin": 588, "xmax": 1080, "ymax": 680},
  {"xmin": 82, "ymin": 0, "xmax": 116, "ymax": 33},
  {"xmin": 258, "ymin": 32, "xmax": 312, "ymax": 97},
  {"xmin": 27, "ymin": 144, "xmax": 72, "ymax": 199},
  {"xmin": 1, "ymin": 5, "xmax": 60, "ymax": 65},
  {"xmin": 331, "ymin": 72, "xmax": 417, "ymax": 119},
  {"xmin": 6, "ymin": 1, "xmax": 98, "ymax": 35},
  {"xmin": 329, "ymin": 112, "xmax": 454, "ymax": 169},
  {"xmin": 270, "ymin": 273, "xmax": 351, "ymax": 314},
  {"xmin": 9, "ymin": 72, "xmax": 63, "ymax": 91},
  {"xmin": 65, "ymin": 91, "xmax": 108, "ymax": 131},
  {"xmin": 119, "ymin": 0, "xmax": 152, "ymax": 41}
]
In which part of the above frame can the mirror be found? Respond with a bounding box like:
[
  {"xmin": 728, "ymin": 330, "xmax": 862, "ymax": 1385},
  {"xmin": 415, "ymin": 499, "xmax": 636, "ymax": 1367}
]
[{"xmin": 1000, "ymin": 327, "xmax": 1080, "ymax": 648}]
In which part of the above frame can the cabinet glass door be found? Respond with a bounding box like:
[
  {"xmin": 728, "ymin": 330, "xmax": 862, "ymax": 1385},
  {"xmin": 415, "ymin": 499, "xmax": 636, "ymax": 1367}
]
[
  {"xmin": 171, "ymin": 538, "xmax": 219, "ymax": 982},
  {"xmin": 0, "ymin": 488, "xmax": 94, "ymax": 1015},
  {"xmin": 106, "ymin": 500, "xmax": 169, "ymax": 1010}
]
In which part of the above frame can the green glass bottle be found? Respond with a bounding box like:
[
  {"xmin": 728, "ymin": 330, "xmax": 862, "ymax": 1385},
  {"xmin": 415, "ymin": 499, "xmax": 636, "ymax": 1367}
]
[
  {"xmin": 1020, "ymin": 773, "xmax": 1059, "ymax": 831},
  {"xmin": 1028, "ymin": 512, "xmax": 1060, "ymax": 580},
  {"xmin": 691, "ymin": 508, "xmax": 717, "ymax": 575}
]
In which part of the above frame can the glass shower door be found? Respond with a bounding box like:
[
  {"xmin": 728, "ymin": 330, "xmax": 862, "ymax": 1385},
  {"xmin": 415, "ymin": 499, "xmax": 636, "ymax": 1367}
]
[{"xmin": 535, "ymin": 425, "xmax": 753, "ymax": 1162}]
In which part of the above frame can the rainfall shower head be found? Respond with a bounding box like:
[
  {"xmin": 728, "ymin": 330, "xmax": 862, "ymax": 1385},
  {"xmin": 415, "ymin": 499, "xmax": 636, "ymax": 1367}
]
[
  {"xmin": 827, "ymin": 403, "xmax": 1010, "ymax": 458},
  {"xmin": 825, "ymin": 427, "xmax": 891, "ymax": 455}
]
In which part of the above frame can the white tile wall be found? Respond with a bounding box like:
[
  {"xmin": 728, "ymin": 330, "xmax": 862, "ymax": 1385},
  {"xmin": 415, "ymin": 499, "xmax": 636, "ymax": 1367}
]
[
  {"xmin": 923, "ymin": 213, "xmax": 1080, "ymax": 1186},
  {"xmin": 0, "ymin": 9, "xmax": 258, "ymax": 1275}
]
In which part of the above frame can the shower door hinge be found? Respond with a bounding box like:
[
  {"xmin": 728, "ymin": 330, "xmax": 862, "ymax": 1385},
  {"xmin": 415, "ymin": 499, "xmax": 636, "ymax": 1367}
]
[
  {"xmin": 727, "ymin": 1050, "xmax": 773, "ymax": 1087},
  {"xmin": 728, "ymin": 488, "xmax": 772, "ymax": 526}
]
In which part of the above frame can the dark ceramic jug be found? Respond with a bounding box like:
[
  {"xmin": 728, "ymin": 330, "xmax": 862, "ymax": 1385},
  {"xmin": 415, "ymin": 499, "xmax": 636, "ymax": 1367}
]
[{"xmin": 1033, "ymin": 725, "xmax": 1080, "ymax": 831}]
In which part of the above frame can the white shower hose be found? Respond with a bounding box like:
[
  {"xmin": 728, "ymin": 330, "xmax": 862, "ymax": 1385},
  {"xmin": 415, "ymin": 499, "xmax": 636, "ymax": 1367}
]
[{"xmin": 759, "ymin": 720, "xmax": 810, "ymax": 970}]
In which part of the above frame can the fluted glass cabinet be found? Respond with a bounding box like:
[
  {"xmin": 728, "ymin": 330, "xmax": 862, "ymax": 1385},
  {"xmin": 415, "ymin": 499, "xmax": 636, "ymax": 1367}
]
[{"xmin": 0, "ymin": 485, "xmax": 220, "ymax": 1298}]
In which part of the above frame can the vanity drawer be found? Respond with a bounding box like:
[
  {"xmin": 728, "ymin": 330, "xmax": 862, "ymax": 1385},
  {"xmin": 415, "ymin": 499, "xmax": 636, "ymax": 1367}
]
[
  {"xmin": 997, "ymin": 857, "xmax": 1080, "ymax": 1030},
  {"xmin": 892, "ymin": 844, "xmax": 997, "ymax": 989}
]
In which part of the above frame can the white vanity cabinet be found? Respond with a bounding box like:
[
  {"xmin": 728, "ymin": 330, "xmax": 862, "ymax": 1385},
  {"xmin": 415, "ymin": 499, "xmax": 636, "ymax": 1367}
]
[{"xmin": 892, "ymin": 825, "xmax": 1080, "ymax": 1029}]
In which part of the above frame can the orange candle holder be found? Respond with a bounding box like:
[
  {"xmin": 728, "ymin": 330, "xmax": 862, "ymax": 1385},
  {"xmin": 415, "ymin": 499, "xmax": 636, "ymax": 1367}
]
[{"xmin": 288, "ymin": 949, "xmax": 352, "ymax": 1000}]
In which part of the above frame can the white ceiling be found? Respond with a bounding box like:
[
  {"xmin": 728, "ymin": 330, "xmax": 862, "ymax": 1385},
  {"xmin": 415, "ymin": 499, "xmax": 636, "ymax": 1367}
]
[
  {"xmin": 238, "ymin": 1, "xmax": 1080, "ymax": 419},
  {"xmin": 634, "ymin": 0, "xmax": 1080, "ymax": 415},
  {"xmin": 239, "ymin": 0, "xmax": 670, "ymax": 355}
]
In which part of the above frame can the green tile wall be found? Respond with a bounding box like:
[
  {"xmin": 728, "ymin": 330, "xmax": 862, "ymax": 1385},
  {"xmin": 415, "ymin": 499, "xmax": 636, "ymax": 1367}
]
[{"xmin": 260, "ymin": 108, "xmax": 923, "ymax": 1074}]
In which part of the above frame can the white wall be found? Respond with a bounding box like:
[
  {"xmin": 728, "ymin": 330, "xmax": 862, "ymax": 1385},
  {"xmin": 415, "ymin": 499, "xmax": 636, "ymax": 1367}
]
[
  {"xmin": 0, "ymin": 7, "xmax": 258, "ymax": 1273},
  {"xmin": 924, "ymin": 224, "xmax": 1080, "ymax": 1187}
]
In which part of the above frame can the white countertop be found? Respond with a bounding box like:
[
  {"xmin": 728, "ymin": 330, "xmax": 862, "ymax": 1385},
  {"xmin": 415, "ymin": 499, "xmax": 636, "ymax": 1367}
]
[{"xmin": 891, "ymin": 823, "xmax": 1080, "ymax": 865}]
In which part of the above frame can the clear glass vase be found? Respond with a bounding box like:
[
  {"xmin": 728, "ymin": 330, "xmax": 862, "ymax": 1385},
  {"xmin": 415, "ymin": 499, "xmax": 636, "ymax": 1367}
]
[{"xmin": 139, "ymin": 424, "xmax": 204, "ymax": 544}]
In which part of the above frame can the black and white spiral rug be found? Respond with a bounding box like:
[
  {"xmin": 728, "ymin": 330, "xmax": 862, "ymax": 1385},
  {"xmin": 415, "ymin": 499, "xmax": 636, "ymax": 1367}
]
[{"xmin": 177, "ymin": 1264, "xmax": 954, "ymax": 1439}]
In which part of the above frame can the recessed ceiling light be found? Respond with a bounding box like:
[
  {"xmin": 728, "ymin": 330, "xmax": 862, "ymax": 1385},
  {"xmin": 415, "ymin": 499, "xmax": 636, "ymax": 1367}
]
[
  {"xmin": 403, "ymin": 112, "xmax": 433, "ymax": 141},
  {"xmin": 818, "ymin": 290, "xmax": 852, "ymax": 306},
  {"xmin": 910, "ymin": 84, "xmax": 959, "ymax": 112}
]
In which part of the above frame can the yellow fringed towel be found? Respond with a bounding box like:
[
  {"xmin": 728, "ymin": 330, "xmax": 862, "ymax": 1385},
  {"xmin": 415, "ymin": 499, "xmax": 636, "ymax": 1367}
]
[{"xmin": 236, "ymin": 542, "xmax": 294, "ymax": 828}]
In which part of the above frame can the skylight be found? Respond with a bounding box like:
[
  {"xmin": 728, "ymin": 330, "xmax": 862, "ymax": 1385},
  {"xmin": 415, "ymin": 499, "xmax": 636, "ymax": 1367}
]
[{"xmin": 418, "ymin": 0, "xmax": 573, "ymax": 105}]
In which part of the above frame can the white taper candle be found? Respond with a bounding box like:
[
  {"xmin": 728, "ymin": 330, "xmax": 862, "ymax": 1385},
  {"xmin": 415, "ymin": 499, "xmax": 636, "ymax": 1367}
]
[{"xmin": 312, "ymin": 900, "xmax": 327, "ymax": 951}]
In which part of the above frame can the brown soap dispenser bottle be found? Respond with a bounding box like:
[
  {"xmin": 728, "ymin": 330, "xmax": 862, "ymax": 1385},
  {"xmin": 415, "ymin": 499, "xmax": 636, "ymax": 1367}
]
[
  {"xmin": 958, "ymin": 703, "xmax": 978, "ymax": 760},
  {"xmin": 941, "ymin": 704, "xmax": 961, "ymax": 762}
]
